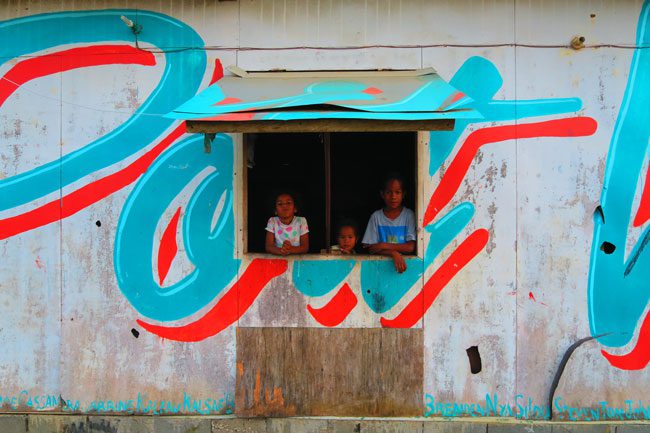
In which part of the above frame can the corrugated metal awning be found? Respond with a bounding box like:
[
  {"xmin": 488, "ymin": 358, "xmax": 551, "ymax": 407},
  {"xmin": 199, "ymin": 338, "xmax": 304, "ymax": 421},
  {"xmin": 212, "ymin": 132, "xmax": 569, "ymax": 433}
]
[{"xmin": 167, "ymin": 67, "xmax": 481, "ymax": 132}]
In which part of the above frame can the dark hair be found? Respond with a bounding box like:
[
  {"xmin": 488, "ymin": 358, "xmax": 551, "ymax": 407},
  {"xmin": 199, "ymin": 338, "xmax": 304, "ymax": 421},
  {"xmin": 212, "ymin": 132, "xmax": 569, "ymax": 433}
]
[
  {"xmin": 272, "ymin": 190, "xmax": 300, "ymax": 213},
  {"xmin": 382, "ymin": 172, "xmax": 406, "ymax": 192},
  {"xmin": 336, "ymin": 218, "xmax": 358, "ymax": 238},
  {"xmin": 274, "ymin": 191, "xmax": 294, "ymax": 201}
]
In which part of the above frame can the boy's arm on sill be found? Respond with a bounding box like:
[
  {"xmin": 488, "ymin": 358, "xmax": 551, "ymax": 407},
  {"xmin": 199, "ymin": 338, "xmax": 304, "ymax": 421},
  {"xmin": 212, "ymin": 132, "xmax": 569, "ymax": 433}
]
[
  {"xmin": 371, "ymin": 248, "xmax": 408, "ymax": 273},
  {"xmin": 366, "ymin": 241, "xmax": 415, "ymax": 255}
]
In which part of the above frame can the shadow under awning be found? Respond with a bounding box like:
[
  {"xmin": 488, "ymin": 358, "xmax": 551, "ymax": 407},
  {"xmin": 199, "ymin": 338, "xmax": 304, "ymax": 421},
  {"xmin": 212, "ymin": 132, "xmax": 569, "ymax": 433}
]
[{"xmin": 167, "ymin": 67, "xmax": 482, "ymax": 132}]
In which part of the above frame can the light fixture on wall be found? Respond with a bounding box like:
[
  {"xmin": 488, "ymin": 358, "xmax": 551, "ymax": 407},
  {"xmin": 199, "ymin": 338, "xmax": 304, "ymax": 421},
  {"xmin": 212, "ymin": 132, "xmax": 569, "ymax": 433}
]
[
  {"xmin": 570, "ymin": 35, "xmax": 586, "ymax": 50},
  {"xmin": 120, "ymin": 15, "xmax": 142, "ymax": 35}
]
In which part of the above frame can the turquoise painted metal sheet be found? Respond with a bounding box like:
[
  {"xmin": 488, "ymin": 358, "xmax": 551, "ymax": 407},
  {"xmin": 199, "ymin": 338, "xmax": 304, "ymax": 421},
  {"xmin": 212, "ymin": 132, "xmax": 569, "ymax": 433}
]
[{"xmin": 167, "ymin": 71, "xmax": 481, "ymax": 121}]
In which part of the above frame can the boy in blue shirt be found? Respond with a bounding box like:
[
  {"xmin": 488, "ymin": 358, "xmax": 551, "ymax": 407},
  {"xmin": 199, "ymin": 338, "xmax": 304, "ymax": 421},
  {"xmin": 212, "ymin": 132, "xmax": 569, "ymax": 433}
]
[{"xmin": 362, "ymin": 175, "xmax": 416, "ymax": 273}]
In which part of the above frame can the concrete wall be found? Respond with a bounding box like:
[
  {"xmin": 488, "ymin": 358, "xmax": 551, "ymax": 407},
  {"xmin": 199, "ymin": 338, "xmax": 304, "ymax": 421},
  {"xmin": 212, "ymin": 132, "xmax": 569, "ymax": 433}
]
[{"xmin": 0, "ymin": 0, "xmax": 649, "ymax": 421}]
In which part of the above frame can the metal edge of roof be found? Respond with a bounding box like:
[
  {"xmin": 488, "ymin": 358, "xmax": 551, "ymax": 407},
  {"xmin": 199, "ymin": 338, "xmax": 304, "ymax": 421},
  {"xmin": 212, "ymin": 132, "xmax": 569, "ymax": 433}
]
[
  {"xmin": 170, "ymin": 108, "xmax": 482, "ymax": 121},
  {"xmin": 226, "ymin": 65, "xmax": 438, "ymax": 78}
]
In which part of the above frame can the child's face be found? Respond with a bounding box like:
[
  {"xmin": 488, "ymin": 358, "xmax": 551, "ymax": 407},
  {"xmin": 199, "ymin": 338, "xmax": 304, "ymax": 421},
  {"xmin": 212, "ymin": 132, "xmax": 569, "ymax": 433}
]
[
  {"xmin": 275, "ymin": 194, "xmax": 296, "ymax": 221},
  {"xmin": 381, "ymin": 179, "xmax": 404, "ymax": 210},
  {"xmin": 337, "ymin": 226, "xmax": 357, "ymax": 251}
]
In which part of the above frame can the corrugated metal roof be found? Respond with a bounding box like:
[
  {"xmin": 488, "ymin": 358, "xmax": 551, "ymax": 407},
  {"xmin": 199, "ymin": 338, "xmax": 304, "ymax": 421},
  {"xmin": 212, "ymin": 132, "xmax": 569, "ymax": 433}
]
[{"xmin": 167, "ymin": 68, "xmax": 481, "ymax": 122}]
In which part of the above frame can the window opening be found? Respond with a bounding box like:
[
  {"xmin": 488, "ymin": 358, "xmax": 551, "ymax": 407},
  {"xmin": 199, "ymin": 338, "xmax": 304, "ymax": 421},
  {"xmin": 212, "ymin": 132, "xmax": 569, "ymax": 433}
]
[
  {"xmin": 329, "ymin": 132, "xmax": 417, "ymax": 248},
  {"xmin": 246, "ymin": 132, "xmax": 417, "ymax": 254}
]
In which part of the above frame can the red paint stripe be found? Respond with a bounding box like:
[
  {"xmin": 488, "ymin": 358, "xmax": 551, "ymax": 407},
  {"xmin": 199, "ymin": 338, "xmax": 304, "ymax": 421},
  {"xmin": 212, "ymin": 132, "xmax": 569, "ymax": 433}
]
[
  {"xmin": 362, "ymin": 86, "xmax": 383, "ymax": 95},
  {"xmin": 157, "ymin": 207, "xmax": 182, "ymax": 286},
  {"xmin": 381, "ymin": 229, "xmax": 489, "ymax": 328},
  {"xmin": 201, "ymin": 112, "xmax": 257, "ymax": 121},
  {"xmin": 450, "ymin": 92, "xmax": 466, "ymax": 103},
  {"xmin": 633, "ymin": 163, "xmax": 650, "ymax": 227},
  {"xmin": 138, "ymin": 258, "xmax": 288, "ymax": 342},
  {"xmin": 307, "ymin": 283, "xmax": 358, "ymax": 327},
  {"xmin": 0, "ymin": 45, "xmax": 155, "ymax": 106},
  {"xmin": 602, "ymin": 311, "xmax": 650, "ymax": 370},
  {"xmin": 214, "ymin": 97, "xmax": 243, "ymax": 106},
  {"xmin": 0, "ymin": 123, "xmax": 186, "ymax": 240},
  {"xmin": 423, "ymin": 117, "xmax": 598, "ymax": 226},
  {"xmin": 0, "ymin": 53, "xmax": 228, "ymax": 240},
  {"xmin": 209, "ymin": 58, "xmax": 224, "ymax": 85}
]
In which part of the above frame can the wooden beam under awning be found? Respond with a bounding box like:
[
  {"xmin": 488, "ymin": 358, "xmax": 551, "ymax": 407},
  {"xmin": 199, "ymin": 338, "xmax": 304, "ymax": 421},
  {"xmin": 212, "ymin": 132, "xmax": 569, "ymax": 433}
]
[{"xmin": 186, "ymin": 118, "xmax": 454, "ymax": 133}]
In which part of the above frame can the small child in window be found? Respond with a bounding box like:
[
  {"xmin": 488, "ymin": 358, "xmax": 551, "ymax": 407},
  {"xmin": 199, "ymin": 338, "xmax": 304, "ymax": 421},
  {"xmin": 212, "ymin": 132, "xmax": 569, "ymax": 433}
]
[
  {"xmin": 265, "ymin": 192, "xmax": 309, "ymax": 255},
  {"xmin": 361, "ymin": 174, "xmax": 416, "ymax": 273},
  {"xmin": 331, "ymin": 220, "xmax": 358, "ymax": 255}
]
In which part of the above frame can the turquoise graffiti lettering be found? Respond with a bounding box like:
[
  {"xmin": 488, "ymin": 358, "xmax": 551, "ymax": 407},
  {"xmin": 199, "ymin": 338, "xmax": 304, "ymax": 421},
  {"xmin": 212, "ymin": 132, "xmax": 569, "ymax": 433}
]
[
  {"xmin": 114, "ymin": 134, "xmax": 240, "ymax": 321},
  {"xmin": 0, "ymin": 10, "xmax": 205, "ymax": 210},
  {"xmin": 360, "ymin": 202, "xmax": 475, "ymax": 313},
  {"xmin": 429, "ymin": 56, "xmax": 582, "ymax": 177},
  {"xmin": 427, "ymin": 394, "xmax": 650, "ymax": 420},
  {"xmin": 588, "ymin": 0, "xmax": 650, "ymax": 348},
  {"xmin": 0, "ymin": 10, "xmax": 601, "ymax": 338},
  {"xmin": 288, "ymin": 56, "xmax": 589, "ymax": 316}
]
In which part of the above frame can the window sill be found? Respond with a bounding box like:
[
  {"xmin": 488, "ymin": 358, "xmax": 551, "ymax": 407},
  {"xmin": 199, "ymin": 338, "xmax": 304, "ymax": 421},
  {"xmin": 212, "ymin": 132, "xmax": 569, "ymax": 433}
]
[{"xmin": 240, "ymin": 252, "xmax": 422, "ymax": 261}]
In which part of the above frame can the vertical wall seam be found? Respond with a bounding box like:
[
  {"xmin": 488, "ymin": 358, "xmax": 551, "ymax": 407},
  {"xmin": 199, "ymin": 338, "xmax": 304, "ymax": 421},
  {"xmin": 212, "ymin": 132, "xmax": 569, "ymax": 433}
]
[
  {"xmin": 236, "ymin": 1, "xmax": 240, "ymax": 66},
  {"xmin": 58, "ymin": 57, "xmax": 64, "ymax": 408},
  {"xmin": 513, "ymin": 0, "xmax": 519, "ymax": 412}
]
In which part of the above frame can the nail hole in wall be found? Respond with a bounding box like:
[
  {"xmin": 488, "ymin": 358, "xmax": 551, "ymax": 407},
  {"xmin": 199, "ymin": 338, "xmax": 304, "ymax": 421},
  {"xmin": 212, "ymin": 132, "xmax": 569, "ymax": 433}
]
[
  {"xmin": 593, "ymin": 205, "xmax": 605, "ymax": 223},
  {"xmin": 466, "ymin": 345, "xmax": 482, "ymax": 374},
  {"xmin": 95, "ymin": 220, "xmax": 102, "ymax": 227},
  {"xmin": 600, "ymin": 241, "xmax": 616, "ymax": 254},
  {"xmin": 131, "ymin": 328, "xmax": 140, "ymax": 338}
]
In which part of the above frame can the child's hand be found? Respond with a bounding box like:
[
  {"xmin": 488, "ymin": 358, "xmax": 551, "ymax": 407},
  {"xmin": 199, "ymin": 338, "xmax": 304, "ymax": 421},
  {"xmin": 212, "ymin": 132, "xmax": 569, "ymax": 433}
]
[
  {"xmin": 391, "ymin": 251, "xmax": 407, "ymax": 273},
  {"xmin": 340, "ymin": 247, "xmax": 353, "ymax": 254},
  {"xmin": 280, "ymin": 240, "xmax": 293, "ymax": 255}
]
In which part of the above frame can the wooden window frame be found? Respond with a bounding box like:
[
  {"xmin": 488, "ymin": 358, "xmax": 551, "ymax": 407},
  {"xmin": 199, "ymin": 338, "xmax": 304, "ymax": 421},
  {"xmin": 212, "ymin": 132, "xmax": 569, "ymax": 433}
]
[{"xmin": 239, "ymin": 130, "xmax": 427, "ymax": 258}]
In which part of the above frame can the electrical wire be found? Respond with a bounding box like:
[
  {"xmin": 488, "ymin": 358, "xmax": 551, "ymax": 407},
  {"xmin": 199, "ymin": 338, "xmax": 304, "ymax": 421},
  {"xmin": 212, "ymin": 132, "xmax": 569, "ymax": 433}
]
[
  {"xmin": 139, "ymin": 42, "xmax": 650, "ymax": 54},
  {"xmin": 0, "ymin": 75, "xmax": 170, "ymax": 118},
  {"xmin": 0, "ymin": 38, "xmax": 647, "ymax": 117}
]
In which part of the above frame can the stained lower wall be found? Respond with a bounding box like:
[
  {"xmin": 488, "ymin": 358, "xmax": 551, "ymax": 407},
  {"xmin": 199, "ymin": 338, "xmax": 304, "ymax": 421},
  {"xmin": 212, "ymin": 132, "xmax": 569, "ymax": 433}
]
[{"xmin": 0, "ymin": 0, "xmax": 649, "ymax": 421}]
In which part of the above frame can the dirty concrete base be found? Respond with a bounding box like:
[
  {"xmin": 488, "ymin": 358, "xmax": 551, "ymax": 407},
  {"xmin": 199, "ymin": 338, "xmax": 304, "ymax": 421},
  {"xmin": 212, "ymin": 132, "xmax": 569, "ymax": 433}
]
[{"xmin": 1, "ymin": 415, "xmax": 648, "ymax": 433}]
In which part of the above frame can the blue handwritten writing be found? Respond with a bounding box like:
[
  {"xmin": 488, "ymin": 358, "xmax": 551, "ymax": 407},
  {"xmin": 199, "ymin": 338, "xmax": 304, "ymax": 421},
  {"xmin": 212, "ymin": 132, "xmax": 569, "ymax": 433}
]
[
  {"xmin": 0, "ymin": 390, "xmax": 234, "ymax": 415},
  {"xmin": 426, "ymin": 393, "xmax": 650, "ymax": 420}
]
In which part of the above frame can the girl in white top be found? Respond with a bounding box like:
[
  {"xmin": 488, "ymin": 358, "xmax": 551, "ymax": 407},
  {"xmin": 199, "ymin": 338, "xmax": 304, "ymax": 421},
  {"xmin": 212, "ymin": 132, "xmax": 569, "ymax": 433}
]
[{"xmin": 265, "ymin": 193, "xmax": 309, "ymax": 255}]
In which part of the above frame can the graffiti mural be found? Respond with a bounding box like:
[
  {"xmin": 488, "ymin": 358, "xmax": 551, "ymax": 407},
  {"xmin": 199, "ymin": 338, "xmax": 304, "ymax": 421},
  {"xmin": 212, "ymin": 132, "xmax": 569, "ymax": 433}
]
[
  {"xmin": 0, "ymin": 10, "xmax": 205, "ymax": 238},
  {"xmin": 1, "ymin": 3, "xmax": 649, "ymax": 416},
  {"xmin": 0, "ymin": 9, "xmax": 597, "ymax": 344},
  {"xmin": 131, "ymin": 53, "xmax": 597, "ymax": 340},
  {"xmin": 588, "ymin": 0, "xmax": 650, "ymax": 370}
]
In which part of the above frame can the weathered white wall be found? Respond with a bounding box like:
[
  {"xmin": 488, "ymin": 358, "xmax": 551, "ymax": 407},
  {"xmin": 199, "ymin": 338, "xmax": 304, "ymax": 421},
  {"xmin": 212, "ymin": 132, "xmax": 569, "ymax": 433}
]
[{"xmin": 1, "ymin": 0, "xmax": 648, "ymax": 420}]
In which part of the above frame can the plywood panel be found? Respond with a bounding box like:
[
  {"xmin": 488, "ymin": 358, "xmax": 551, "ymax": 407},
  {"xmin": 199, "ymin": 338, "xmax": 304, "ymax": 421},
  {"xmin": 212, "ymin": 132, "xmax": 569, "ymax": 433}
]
[{"xmin": 235, "ymin": 327, "xmax": 423, "ymax": 417}]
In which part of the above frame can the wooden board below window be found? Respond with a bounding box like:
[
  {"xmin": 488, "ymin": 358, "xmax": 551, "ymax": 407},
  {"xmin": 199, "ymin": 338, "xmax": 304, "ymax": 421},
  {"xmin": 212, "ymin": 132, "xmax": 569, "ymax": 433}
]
[{"xmin": 235, "ymin": 327, "xmax": 423, "ymax": 417}]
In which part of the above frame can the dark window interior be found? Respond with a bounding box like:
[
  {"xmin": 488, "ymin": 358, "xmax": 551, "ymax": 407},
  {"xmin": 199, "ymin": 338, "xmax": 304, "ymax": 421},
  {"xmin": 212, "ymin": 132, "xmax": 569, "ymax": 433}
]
[{"xmin": 246, "ymin": 132, "xmax": 416, "ymax": 254}]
